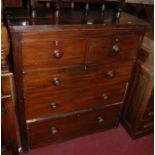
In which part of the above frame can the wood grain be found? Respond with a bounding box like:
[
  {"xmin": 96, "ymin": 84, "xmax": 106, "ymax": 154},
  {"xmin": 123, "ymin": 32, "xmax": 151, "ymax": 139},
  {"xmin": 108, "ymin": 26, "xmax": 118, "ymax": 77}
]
[
  {"xmin": 28, "ymin": 104, "xmax": 121, "ymax": 148},
  {"xmin": 25, "ymin": 82, "xmax": 127, "ymax": 119},
  {"xmin": 6, "ymin": 6, "xmax": 148, "ymax": 150},
  {"xmin": 121, "ymin": 33, "xmax": 154, "ymax": 138}
]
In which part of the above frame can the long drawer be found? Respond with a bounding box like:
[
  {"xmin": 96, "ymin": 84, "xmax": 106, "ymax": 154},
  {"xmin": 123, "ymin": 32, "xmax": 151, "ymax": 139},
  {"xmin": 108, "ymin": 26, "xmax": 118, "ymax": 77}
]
[
  {"xmin": 28, "ymin": 104, "xmax": 121, "ymax": 148},
  {"xmin": 23, "ymin": 62, "xmax": 133, "ymax": 98},
  {"xmin": 25, "ymin": 82, "xmax": 127, "ymax": 119},
  {"xmin": 21, "ymin": 33, "xmax": 141, "ymax": 71}
]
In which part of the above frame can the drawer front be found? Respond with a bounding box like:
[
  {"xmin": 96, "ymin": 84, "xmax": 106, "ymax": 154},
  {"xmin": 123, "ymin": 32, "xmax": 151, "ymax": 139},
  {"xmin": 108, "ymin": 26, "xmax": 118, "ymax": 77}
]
[
  {"xmin": 25, "ymin": 82, "xmax": 127, "ymax": 119},
  {"xmin": 87, "ymin": 34, "xmax": 141, "ymax": 65},
  {"xmin": 28, "ymin": 104, "xmax": 121, "ymax": 148},
  {"xmin": 22, "ymin": 39, "xmax": 86, "ymax": 70},
  {"xmin": 23, "ymin": 62, "xmax": 133, "ymax": 98},
  {"xmin": 21, "ymin": 32, "xmax": 140, "ymax": 70}
]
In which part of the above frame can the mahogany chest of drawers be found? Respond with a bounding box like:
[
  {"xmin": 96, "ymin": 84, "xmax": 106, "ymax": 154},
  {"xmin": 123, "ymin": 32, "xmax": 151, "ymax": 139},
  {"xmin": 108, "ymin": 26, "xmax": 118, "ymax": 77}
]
[{"xmin": 6, "ymin": 7, "xmax": 148, "ymax": 151}]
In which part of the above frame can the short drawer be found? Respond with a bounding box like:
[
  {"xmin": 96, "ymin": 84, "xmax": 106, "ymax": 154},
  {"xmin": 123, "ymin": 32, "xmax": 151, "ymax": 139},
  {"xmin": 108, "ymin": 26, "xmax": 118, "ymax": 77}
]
[
  {"xmin": 87, "ymin": 33, "xmax": 141, "ymax": 65},
  {"xmin": 23, "ymin": 61, "xmax": 133, "ymax": 98},
  {"xmin": 25, "ymin": 82, "xmax": 127, "ymax": 119},
  {"xmin": 28, "ymin": 104, "xmax": 121, "ymax": 148},
  {"xmin": 22, "ymin": 39, "xmax": 86, "ymax": 70}
]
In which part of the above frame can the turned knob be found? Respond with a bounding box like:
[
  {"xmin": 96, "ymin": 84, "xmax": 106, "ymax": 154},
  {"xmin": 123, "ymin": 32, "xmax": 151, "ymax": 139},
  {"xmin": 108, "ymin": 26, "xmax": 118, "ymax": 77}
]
[
  {"xmin": 50, "ymin": 127, "xmax": 58, "ymax": 135},
  {"xmin": 50, "ymin": 102, "xmax": 57, "ymax": 110},
  {"xmin": 52, "ymin": 77, "xmax": 61, "ymax": 86},
  {"xmin": 102, "ymin": 93, "xmax": 108, "ymax": 100},
  {"xmin": 97, "ymin": 116, "xmax": 104, "ymax": 123},
  {"xmin": 53, "ymin": 50, "xmax": 63, "ymax": 59},
  {"xmin": 106, "ymin": 71, "xmax": 115, "ymax": 78},
  {"xmin": 112, "ymin": 44, "xmax": 120, "ymax": 54}
]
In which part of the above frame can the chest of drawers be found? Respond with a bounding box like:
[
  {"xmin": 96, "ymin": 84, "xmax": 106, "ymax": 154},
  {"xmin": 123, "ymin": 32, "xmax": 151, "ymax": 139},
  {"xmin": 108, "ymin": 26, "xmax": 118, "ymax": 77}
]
[{"xmin": 6, "ymin": 7, "xmax": 148, "ymax": 151}]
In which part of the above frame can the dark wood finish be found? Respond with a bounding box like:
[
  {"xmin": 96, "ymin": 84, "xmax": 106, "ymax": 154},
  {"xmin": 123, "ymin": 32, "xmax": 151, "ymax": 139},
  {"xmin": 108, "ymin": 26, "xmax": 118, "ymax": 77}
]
[
  {"xmin": 121, "ymin": 32, "xmax": 154, "ymax": 138},
  {"xmin": 5, "ymin": 6, "xmax": 148, "ymax": 151},
  {"xmin": 25, "ymin": 82, "xmax": 126, "ymax": 119},
  {"xmin": 2, "ymin": 0, "xmax": 22, "ymax": 8},
  {"xmin": 54, "ymin": 0, "xmax": 125, "ymax": 22},
  {"xmin": 129, "ymin": 3, "xmax": 153, "ymax": 23},
  {"xmin": 28, "ymin": 104, "xmax": 121, "ymax": 148},
  {"xmin": 22, "ymin": 39, "xmax": 86, "ymax": 70},
  {"xmin": 87, "ymin": 33, "xmax": 142, "ymax": 65},
  {"xmin": 30, "ymin": 0, "xmax": 53, "ymax": 10},
  {"xmin": 55, "ymin": 0, "xmax": 125, "ymax": 8},
  {"xmin": 29, "ymin": 0, "xmax": 125, "ymax": 8},
  {"xmin": 5, "ymin": 7, "xmax": 148, "ymax": 26},
  {"xmin": 21, "ymin": 33, "xmax": 141, "ymax": 70},
  {"xmin": 23, "ymin": 62, "xmax": 132, "ymax": 94},
  {"xmin": 11, "ymin": 32, "xmax": 29, "ymax": 152}
]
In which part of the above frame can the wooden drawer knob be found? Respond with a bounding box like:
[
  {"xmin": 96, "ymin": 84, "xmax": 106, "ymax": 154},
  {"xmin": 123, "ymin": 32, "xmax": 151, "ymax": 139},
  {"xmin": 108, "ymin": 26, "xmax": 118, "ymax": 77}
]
[
  {"xmin": 106, "ymin": 71, "xmax": 115, "ymax": 78},
  {"xmin": 97, "ymin": 116, "xmax": 104, "ymax": 123},
  {"xmin": 50, "ymin": 102, "xmax": 57, "ymax": 110},
  {"xmin": 52, "ymin": 77, "xmax": 61, "ymax": 86},
  {"xmin": 112, "ymin": 44, "xmax": 120, "ymax": 53},
  {"xmin": 53, "ymin": 50, "xmax": 63, "ymax": 59},
  {"xmin": 50, "ymin": 127, "xmax": 58, "ymax": 135},
  {"xmin": 102, "ymin": 93, "xmax": 108, "ymax": 100}
]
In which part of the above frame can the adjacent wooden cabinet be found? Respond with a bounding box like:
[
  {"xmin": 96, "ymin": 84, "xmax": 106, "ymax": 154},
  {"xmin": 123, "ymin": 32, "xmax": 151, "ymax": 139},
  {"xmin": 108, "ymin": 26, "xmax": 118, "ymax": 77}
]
[
  {"xmin": 122, "ymin": 32, "xmax": 154, "ymax": 138},
  {"xmin": 5, "ymin": 4, "xmax": 148, "ymax": 151},
  {"xmin": 1, "ymin": 73, "xmax": 19, "ymax": 155},
  {"xmin": 1, "ymin": 21, "xmax": 19, "ymax": 155}
]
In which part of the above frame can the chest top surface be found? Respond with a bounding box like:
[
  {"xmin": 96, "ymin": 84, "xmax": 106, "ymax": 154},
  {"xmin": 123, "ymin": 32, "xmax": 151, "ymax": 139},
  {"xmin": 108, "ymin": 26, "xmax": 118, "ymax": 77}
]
[{"xmin": 5, "ymin": 5, "xmax": 148, "ymax": 32}]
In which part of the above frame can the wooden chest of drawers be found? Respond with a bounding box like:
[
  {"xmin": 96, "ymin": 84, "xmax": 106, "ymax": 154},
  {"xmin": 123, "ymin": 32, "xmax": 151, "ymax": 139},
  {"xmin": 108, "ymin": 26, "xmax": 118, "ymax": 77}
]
[{"xmin": 6, "ymin": 7, "xmax": 148, "ymax": 151}]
